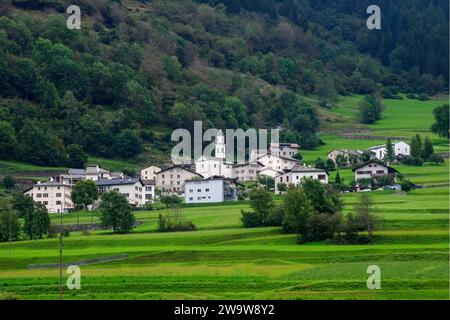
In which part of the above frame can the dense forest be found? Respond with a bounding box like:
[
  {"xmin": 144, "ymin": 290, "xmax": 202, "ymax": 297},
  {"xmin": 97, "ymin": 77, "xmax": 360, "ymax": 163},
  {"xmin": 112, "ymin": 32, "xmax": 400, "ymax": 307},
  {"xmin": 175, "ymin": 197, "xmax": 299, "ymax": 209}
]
[{"xmin": 0, "ymin": 0, "xmax": 448, "ymax": 167}]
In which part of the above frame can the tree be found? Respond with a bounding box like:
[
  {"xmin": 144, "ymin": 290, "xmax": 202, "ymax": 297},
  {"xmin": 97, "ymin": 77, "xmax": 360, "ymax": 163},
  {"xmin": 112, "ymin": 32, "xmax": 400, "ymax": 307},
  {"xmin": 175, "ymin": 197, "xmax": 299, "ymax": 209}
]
[
  {"xmin": 354, "ymin": 194, "xmax": 377, "ymax": 242},
  {"xmin": 114, "ymin": 129, "xmax": 143, "ymax": 158},
  {"xmin": 12, "ymin": 193, "xmax": 34, "ymax": 218},
  {"xmin": 422, "ymin": 137, "xmax": 434, "ymax": 160},
  {"xmin": 71, "ymin": 179, "xmax": 99, "ymax": 225},
  {"xmin": 431, "ymin": 105, "xmax": 449, "ymax": 138},
  {"xmin": 302, "ymin": 179, "xmax": 343, "ymax": 215},
  {"xmin": 248, "ymin": 187, "xmax": 273, "ymax": 223},
  {"xmin": 277, "ymin": 183, "xmax": 287, "ymax": 193},
  {"xmin": 160, "ymin": 194, "xmax": 183, "ymax": 208},
  {"xmin": 428, "ymin": 153, "xmax": 444, "ymax": 165},
  {"xmin": 325, "ymin": 158, "xmax": 336, "ymax": 171},
  {"xmin": 334, "ymin": 171, "xmax": 342, "ymax": 184},
  {"xmin": 335, "ymin": 154, "xmax": 348, "ymax": 168},
  {"xmin": 0, "ymin": 199, "xmax": 20, "ymax": 242},
  {"xmin": 281, "ymin": 187, "xmax": 314, "ymax": 242},
  {"xmin": 66, "ymin": 144, "xmax": 87, "ymax": 168},
  {"xmin": 410, "ymin": 135, "xmax": 422, "ymax": 160},
  {"xmin": 1, "ymin": 175, "xmax": 16, "ymax": 190},
  {"xmin": 23, "ymin": 202, "xmax": 50, "ymax": 240},
  {"xmin": 385, "ymin": 139, "xmax": 395, "ymax": 163},
  {"xmin": 257, "ymin": 175, "xmax": 275, "ymax": 190},
  {"xmin": 0, "ymin": 121, "xmax": 17, "ymax": 159},
  {"xmin": 99, "ymin": 191, "xmax": 135, "ymax": 233}
]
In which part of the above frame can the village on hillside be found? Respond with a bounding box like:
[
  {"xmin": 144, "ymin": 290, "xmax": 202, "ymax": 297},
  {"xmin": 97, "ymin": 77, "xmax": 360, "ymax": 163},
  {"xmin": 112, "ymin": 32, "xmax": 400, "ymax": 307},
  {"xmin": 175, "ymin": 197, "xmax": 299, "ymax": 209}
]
[{"xmin": 22, "ymin": 129, "xmax": 416, "ymax": 214}]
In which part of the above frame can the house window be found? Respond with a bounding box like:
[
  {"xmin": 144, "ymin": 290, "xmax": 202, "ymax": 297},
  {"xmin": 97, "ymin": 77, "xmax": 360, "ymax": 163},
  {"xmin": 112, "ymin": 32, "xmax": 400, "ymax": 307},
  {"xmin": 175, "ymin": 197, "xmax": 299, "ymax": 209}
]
[
  {"xmin": 43, "ymin": 193, "xmax": 48, "ymax": 197},
  {"xmin": 206, "ymin": 188, "xmax": 210, "ymax": 192},
  {"xmin": 37, "ymin": 194, "xmax": 42, "ymax": 198},
  {"xmin": 318, "ymin": 175, "xmax": 326, "ymax": 180},
  {"xmin": 197, "ymin": 189, "xmax": 201, "ymax": 192},
  {"xmin": 43, "ymin": 201, "xmax": 48, "ymax": 205},
  {"xmin": 56, "ymin": 193, "xmax": 62, "ymax": 197},
  {"xmin": 56, "ymin": 201, "xmax": 61, "ymax": 205},
  {"xmin": 189, "ymin": 197, "xmax": 193, "ymax": 201}
]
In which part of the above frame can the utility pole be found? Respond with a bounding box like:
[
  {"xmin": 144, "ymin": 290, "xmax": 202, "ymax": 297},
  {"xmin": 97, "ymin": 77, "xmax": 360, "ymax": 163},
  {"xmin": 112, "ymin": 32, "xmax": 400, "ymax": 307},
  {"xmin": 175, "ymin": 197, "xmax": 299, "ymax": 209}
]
[
  {"xmin": 59, "ymin": 210, "xmax": 63, "ymax": 300},
  {"xmin": 8, "ymin": 208, "xmax": 12, "ymax": 256}
]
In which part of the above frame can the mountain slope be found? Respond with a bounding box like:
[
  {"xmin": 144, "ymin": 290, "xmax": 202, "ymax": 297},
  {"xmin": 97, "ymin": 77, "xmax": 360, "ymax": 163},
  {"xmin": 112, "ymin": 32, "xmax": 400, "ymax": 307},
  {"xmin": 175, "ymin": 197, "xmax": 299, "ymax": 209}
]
[{"xmin": 0, "ymin": 0, "xmax": 447, "ymax": 168}]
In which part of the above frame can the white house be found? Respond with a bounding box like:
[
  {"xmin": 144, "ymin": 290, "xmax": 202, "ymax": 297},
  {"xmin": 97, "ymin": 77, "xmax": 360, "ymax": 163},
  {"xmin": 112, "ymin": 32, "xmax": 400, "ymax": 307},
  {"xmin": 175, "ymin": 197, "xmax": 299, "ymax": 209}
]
[
  {"xmin": 232, "ymin": 162, "xmax": 263, "ymax": 182},
  {"xmin": 275, "ymin": 164, "xmax": 328, "ymax": 194},
  {"xmin": 352, "ymin": 160, "xmax": 398, "ymax": 181},
  {"xmin": 24, "ymin": 181, "xmax": 74, "ymax": 213},
  {"xmin": 369, "ymin": 141, "xmax": 410, "ymax": 160},
  {"xmin": 140, "ymin": 166, "xmax": 161, "ymax": 180},
  {"xmin": 142, "ymin": 180, "xmax": 156, "ymax": 205},
  {"xmin": 258, "ymin": 166, "xmax": 283, "ymax": 178},
  {"xmin": 97, "ymin": 178, "xmax": 145, "ymax": 207},
  {"xmin": 85, "ymin": 165, "xmax": 111, "ymax": 181},
  {"xmin": 270, "ymin": 143, "xmax": 300, "ymax": 158},
  {"xmin": 257, "ymin": 154, "xmax": 300, "ymax": 172},
  {"xmin": 185, "ymin": 177, "xmax": 239, "ymax": 204},
  {"xmin": 156, "ymin": 165, "xmax": 203, "ymax": 194}
]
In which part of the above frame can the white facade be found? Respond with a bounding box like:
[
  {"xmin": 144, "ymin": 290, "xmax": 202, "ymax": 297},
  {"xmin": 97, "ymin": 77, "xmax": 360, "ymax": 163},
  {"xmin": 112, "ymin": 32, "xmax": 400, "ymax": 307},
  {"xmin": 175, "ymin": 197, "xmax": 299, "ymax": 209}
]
[
  {"xmin": 156, "ymin": 166, "xmax": 203, "ymax": 194},
  {"xmin": 258, "ymin": 167, "xmax": 282, "ymax": 178},
  {"xmin": 59, "ymin": 166, "xmax": 120, "ymax": 185},
  {"xmin": 353, "ymin": 161, "xmax": 397, "ymax": 181},
  {"xmin": 233, "ymin": 162, "xmax": 263, "ymax": 182},
  {"xmin": 369, "ymin": 141, "xmax": 410, "ymax": 160},
  {"xmin": 85, "ymin": 166, "xmax": 111, "ymax": 181},
  {"xmin": 275, "ymin": 165, "xmax": 328, "ymax": 194},
  {"xmin": 270, "ymin": 143, "xmax": 300, "ymax": 158},
  {"xmin": 140, "ymin": 166, "xmax": 161, "ymax": 180},
  {"xmin": 185, "ymin": 178, "xmax": 238, "ymax": 204},
  {"xmin": 257, "ymin": 154, "xmax": 299, "ymax": 172},
  {"xmin": 142, "ymin": 180, "xmax": 156, "ymax": 204},
  {"xmin": 24, "ymin": 182, "xmax": 73, "ymax": 213},
  {"xmin": 194, "ymin": 157, "xmax": 234, "ymax": 179},
  {"xmin": 97, "ymin": 178, "xmax": 145, "ymax": 207}
]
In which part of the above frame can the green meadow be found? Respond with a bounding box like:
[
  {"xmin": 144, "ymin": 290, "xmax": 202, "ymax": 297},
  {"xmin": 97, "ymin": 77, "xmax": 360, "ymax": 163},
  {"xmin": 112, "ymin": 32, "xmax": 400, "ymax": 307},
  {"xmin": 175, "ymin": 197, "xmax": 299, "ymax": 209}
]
[
  {"xmin": 0, "ymin": 95, "xmax": 448, "ymax": 300},
  {"xmin": 0, "ymin": 168, "xmax": 448, "ymax": 300}
]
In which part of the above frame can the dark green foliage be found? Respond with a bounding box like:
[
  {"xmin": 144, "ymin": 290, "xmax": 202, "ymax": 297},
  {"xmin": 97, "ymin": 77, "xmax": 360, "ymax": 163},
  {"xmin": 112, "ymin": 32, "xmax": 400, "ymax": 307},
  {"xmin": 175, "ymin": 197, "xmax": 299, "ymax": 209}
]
[
  {"xmin": 334, "ymin": 171, "xmax": 342, "ymax": 184},
  {"xmin": 0, "ymin": 1, "xmax": 446, "ymax": 167},
  {"xmin": 428, "ymin": 153, "xmax": 444, "ymax": 165},
  {"xmin": 281, "ymin": 187, "xmax": 313, "ymax": 236},
  {"xmin": 0, "ymin": 199, "xmax": 20, "ymax": 242},
  {"xmin": 422, "ymin": 137, "xmax": 434, "ymax": 161},
  {"xmin": 157, "ymin": 213, "xmax": 196, "ymax": 232},
  {"xmin": 66, "ymin": 144, "xmax": 88, "ymax": 168},
  {"xmin": 359, "ymin": 94, "xmax": 382, "ymax": 124},
  {"xmin": 431, "ymin": 105, "xmax": 449, "ymax": 139},
  {"xmin": 0, "ymin": 121, "xmax": 17, "ymax": 159},
  {"xmin": 159, "ymin": 195, "xmax": 183, "ymax": 208},
  {"xmin": 23, "ymin": 202, "xmax": 50, "ymax": 240},
  {"xmin": 409, "ymin": 134, "xmax": 423, "ymax": 165},
  {"xmin": 353, "ymin": 194, "xmax": 377, "ymax": 242},
  {"xmin": 240, "ymin": 188, "xmax": 274, "ymax": 227},
  {"xmin": 99, "ymin": 191, "xmax": 135, "ymax": 234},
  {"xmin": 301, "ymin": 179, "xmax": 343, "ymax": 215},
  {"xmin": 401, "ymin": 180, "xmax": 415, "ymax": 192},
  {"xmin": 11, "ymin": 192, "xmax": 34, "ymax": 218},
  {"xmin": 385, "ymin": 139, "xmax": 395, "ymax": 163},
  {"xmin": 1, "ymin": 175, "xmax": 16, "ymax": 190},
  {"xmin": 71, "ymin": 180, "xmax": 99, "ymax": 209}
]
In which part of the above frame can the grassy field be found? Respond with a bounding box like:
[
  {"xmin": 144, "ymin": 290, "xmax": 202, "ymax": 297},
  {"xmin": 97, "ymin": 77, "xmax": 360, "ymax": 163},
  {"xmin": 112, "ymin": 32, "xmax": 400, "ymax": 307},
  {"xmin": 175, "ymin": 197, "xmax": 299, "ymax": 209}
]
[
  {"xmin": 302, "ymin": 95, "xmax": 448, "ymax": 163},
  {"xmin": 0, "ymin": 94, "xmax": 448, "ymax": 300},
  {"xmin": 0, "ymin": 167, "xmax": 448, "ymax": 299}
]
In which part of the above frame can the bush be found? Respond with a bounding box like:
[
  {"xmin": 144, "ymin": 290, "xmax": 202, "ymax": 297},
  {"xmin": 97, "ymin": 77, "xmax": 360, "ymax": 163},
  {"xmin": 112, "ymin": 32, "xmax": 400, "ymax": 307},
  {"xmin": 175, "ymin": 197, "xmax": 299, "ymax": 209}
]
[
  {"xmin": 428, "ymin": 153, "xmax": 444, "ymax": 165},
  {"xmin": 406, "ymin": 93, "xmax": 417, "ymax": 99},
  {"xmin": 404, "ymin": 157, "xmax": 424, "ymax": 166},
  {"xmin": 241, "ymin": 210, "xmax": 263, "ymax": 228},
  {"xmin": 401, "ymin": 180, "xmax": 415, "ymax": 192},
  {"xmin": 157, "ymin": 214, "xmax": 196, "ymax": 232},
  {"xmin": 418, "ymin": 93, "xmax": 430, "ymax": 101}
]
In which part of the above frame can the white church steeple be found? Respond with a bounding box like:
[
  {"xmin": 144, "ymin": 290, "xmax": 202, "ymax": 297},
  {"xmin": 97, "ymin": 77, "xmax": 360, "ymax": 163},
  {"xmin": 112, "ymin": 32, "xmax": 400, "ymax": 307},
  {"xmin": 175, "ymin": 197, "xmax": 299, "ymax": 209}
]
[{"xmin": 215, "ymin": 130, "xmax": 225, "ymax": 159}]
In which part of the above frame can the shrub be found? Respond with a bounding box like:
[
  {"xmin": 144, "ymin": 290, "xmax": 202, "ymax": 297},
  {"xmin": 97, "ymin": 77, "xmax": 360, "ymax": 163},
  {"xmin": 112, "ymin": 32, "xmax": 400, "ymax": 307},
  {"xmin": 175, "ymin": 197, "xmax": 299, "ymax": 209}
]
[
  {"xmin": 401, "ymin": 157, "xmax": 424, "ymax": 166},
  {"xmin": 157, "ymin": 214, "xmax": 196, "ymax": 232},
  {"xmin": 418, "ymin": 93, "xmax": 430, "ymax": 101},
  {"xmin": 401, "ymin": 180, "xmax": 415, "ymax": 192},
  {"xmin": 241, "ymin": 210, "xmax": 263, "ymax": 228},
  {"xmin": 428, "ymin": 153, "xmax": 444, "ymax": 165}
]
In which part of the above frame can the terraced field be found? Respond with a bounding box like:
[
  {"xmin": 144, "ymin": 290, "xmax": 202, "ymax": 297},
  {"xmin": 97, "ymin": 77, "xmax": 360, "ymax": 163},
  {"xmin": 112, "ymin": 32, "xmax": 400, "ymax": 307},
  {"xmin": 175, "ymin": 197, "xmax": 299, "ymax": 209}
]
[
  {"xmin": 0, "ymin": 94, "xmax": 448, "ymax": 300},
  {"xmin": 0, "ymin": 169, "xmax": 448, "ymax": 300}
]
